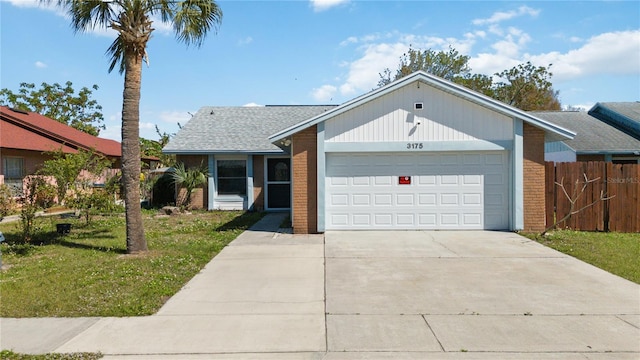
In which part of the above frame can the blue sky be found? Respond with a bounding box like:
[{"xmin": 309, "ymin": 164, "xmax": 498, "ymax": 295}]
[{"xmin": 1, "ymin": 0, "xmax": 639, "ymax": 141}]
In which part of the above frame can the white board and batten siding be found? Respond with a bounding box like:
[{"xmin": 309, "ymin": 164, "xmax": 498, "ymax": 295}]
[
  {"xmin": 324, "ymin": 83, "xmax": 514, "ymax": 143},
  {"xmin": 322, "ymin": 82, "xmax": 513, "ymax": 231}
]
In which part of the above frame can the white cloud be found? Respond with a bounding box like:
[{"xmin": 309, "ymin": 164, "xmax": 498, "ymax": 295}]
[
  {"xmin": 310, "ymin": 0, "xmax": 349, "ymax": 12},
  {"xmin": 238, "ymin": 36, "xmax": 253, "ymax": 46},
  {"xmin": 158, "ymin": 110, "xmax": 192, "ymax": 125},
  {"xmin": 339, "ymin": 36, "xmax": 359, "ymax": 47},
  {"xmin": 526, "ymin": 30, "xmax": 640, "ymax": 81},
  {"xmin": 339, "ymin": 42, "xmax": 408, "ymax": 96},
  {"xmin": 469, "ymin": 53, "xmax": 521, "ymax": 77},
  {"xmin": 35, "ymin": 61, "xmax": 47, "ymax": 68},
  {"xmin": 243, "ymin": 102, "xmax": 263, "ymax": 107},
  {"xmin": 472, "ymin": 5, "xmax": 540, "ymax": 26},
  {"xmin": 311, "ymin": 85, "xmax": 337, "ymax": 102},
  {"xmin": 4, "ymin": 0, "xmax": 41, "ymax": 8}
]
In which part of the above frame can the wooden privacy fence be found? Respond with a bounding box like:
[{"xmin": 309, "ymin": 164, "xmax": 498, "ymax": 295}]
[{"xmin": 545, "ymin": 161, "xmax": 639, "ymax": 232}]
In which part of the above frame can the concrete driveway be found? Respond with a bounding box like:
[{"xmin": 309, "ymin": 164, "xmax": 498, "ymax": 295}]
[
  {"xmin": 2, "ymin": 219, "xmax": 638, "ymax": 359},
  {"xmin": 325, "ymin": 230, "xmax": 640, "ymax": 358}
]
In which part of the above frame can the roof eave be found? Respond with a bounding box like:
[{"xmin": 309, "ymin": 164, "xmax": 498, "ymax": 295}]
[{"xmin": 162, "ymin": 149, "xmax": 287, "ymax": 155}]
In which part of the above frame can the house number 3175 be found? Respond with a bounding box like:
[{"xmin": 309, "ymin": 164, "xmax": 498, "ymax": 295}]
[{"xmin": 407, "ymin": 143, "xmax": 423, "ymax": 149}]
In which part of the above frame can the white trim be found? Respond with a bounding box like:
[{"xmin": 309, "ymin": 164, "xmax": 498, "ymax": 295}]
[
  {"xmin": 317, "ymin": 123, "xmax": 326, "ymax": 232},
  {"xmin": 208, "ymin": 155, "xmax": 215, "ymax": 210},
  {"xmin": 213, "ymin": 155, "xmax": 249, "ymax": 210},
  {"xmin": 247, "ymin": 155, "xmax": 254, "ymax": 210},
  {"xmin": 512, "ymin": 119, "xmax": 524, "ymax": 230}
]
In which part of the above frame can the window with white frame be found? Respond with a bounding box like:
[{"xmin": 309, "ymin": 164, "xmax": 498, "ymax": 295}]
[{"xmin": 216, "ymin": 159, "xmax": 247, "ymax": 196}]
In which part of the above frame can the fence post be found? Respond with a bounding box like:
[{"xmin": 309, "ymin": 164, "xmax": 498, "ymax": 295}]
[{"xmin": 545, "ymin": 161, "xmax": 555, "ymax": 229}]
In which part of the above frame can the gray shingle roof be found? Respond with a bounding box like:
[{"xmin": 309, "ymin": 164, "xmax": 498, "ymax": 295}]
[
  {"xmin": 597, "ymin": 102, "xmax": 640, "ymax": 122},
  {"xmin": 164, "ymin": 105, "xmax": 337, "ymax": 153},
  {"xmin": 530, "ymin": 111, "xmax": 640, "ymax": 153},
  {"xmin": 588, "ymin": 102, "xmax": 640, "ymax": 139}
]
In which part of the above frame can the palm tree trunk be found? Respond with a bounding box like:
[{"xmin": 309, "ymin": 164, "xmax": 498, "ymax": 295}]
[{"xmin": 122, "ymin": 52, "xmax": 147, "ymax": 253}]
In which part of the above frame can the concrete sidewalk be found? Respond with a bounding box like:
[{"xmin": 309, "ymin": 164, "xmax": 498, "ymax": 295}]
[
  {"xmin": 1, "ymin": 213, "xmax": 327, "ymax": 357},
  {"xmin": 1, "ymin": 219, "xmax": 639, "ymax": 359}
]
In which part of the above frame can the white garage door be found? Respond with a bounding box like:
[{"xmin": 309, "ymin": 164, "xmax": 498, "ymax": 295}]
[{"xmin": 325, "ymin": 152, "xmax": 509, "ymax": 230}]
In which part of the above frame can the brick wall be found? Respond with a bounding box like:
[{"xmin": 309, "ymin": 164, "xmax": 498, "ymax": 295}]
[
  {"xmin": 176, "ymin": 155, "xmax": 208, "ymax": 209},
  {"xmin": 291, "ymin": 126, "xmax": 317, "ymax": 234},
  {"xmin": 252, "ymin": 155, "xmax": 264, "ymax": 211},
  {"xmin": 523, "ymin": 123, "xmax": 546, "ymax": 231}
]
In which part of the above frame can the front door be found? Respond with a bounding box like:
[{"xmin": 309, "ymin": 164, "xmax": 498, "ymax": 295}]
[{"xmin": 266, "ymin": 158, "xmax": 291, "ymax": 209}]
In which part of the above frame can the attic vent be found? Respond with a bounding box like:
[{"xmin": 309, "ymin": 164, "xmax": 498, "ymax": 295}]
[
  {"xmin": 414, "ymin": 102, "xmax": 424, "ymax": 110},
  {"xmin": 9, "ymin": 107, "xmax": 29, "ymax": 115}
]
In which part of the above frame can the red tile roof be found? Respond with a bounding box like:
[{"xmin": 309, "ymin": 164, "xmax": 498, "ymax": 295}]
[{"xmin": 0, "ymin": 106, "xmax": 121, "ymax": 157}]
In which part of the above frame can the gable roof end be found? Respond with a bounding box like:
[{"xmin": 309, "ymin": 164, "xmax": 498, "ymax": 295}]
[{"xmin": 269, "ymin": 71, "xmax": 575, "ymax": 143}]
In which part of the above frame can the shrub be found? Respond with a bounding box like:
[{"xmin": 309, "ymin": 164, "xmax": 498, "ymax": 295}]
[
  {"xmin": 0, "ymin": 184, "xmax": 16, "ymax": 219},
  {"xmin": 31, "ymin": 178, "xmax": 57, "ymax": 209}
]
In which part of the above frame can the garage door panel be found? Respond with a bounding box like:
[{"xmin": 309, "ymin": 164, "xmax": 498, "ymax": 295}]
[
  {"xmin": 396, "ymin": 213, "xmax": 415, "ymax": 225},
  {"xmin": 353, "ymin": 213, "xmax": 371, "ymax": 226},
  {"xmin": 396, "ymin": 193, "xmax": 415, "ymax": 205},
  {"xmin": 330, "ymin": 213, "xmax": 349, "ymax": 226},
  {"xmin": 330, "ymin": 176, "xmax": 348, "ymax": 186},
  {"xmin": 463, "ymin": 174, "xmax": 482, "ymax": 185},
  {"xmin": 352, "ymin": 194, "xmax": 371, "ymax": 206},
  {"xmin": 440, "ymin": 193, "xmax": 460, "ymax": 205},
  {"xmin": 418, "ymin": 213, "xmax": 437, "ymax": 226},
  {"xmin": 352, "ymin": 176, "xmax": 370, "ymax": 186},
  {"xmin": 463, "ymin": 193, "xmax": 482, "ymax": 205},
  {"xmin": 325, "ymin": 152, "xmax": 509, "ymax": 230},
  {"xmin": 485, "ymin": 153, "xmax": 504, "ymax": 165},
  {"xmin": 330, "ymin": 194, "xmax": 349, "ymax": 206},
  {"xmin": 418, "ymin": 175, "xmax": 436, "ymax": 185},
  {"xmin": 374, "ymin": 193, "xmax": 392, "ymax": 205},
  {"xmin": 441, "ymin": 175, "xmax": 459, "ymax": 185},
  {"xmin": 418, "ymin": 193, "xmax": 436, "ymax": 205},
  {"xmin": 374, "ymin": 213, "xmax": 392, "ymax": 226}
]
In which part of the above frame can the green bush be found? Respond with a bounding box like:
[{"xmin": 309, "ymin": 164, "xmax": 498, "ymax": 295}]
[
  {"xmin": 0, "ymin": 183, "xmax": 16, "ymax": 218},
  {"xmin": 31, "ymin": 179, "xmax": 57, "ymax": 209}
]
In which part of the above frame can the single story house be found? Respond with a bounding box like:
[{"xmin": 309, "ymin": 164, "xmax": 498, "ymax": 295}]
[
  {"xmin": 532, "ymin": 110, "xmax": 640, "ymax": 164},
  {"xmin": 164, "ymin": 71, "xmax": 575, "ymax": 233},
  {"xmin": 0, "ymin": 106, "xmax": 126, "ymax": 194},
  {"xmin": 1, "ymin": 105, "xmax": 163, "ymax": 198}
]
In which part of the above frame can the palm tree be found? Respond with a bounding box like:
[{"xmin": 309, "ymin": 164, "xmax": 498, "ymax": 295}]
[
  {"xmin": 171, "ymin": 162, "xmax": 207, "ymax": 209},
  {"xmin": 41, "ymin": 0, "xmax": 222, "ymax": 253}
]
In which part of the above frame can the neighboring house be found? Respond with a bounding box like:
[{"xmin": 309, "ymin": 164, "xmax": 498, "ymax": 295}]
[
  {"xmin": 164, "ymin": 71, "xmax": 575, "ymax": 233},
  {"xmin": 0, "ymin": 106, "xmax": 122, "ymax": 194},
  {"xmin": 533, "ymin": 107, "xmax": 640, "ymax": 164},
  {"xmin": 589, "ymin": 102, "xmax": 640, "ymax": 140}
]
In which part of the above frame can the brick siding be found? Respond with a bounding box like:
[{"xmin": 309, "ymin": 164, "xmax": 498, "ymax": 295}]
[
  {"xmin": 523, "ymin": 123, "xmax": 546, "ymax": 231},
  {"xmin": 291, "ymin": 126, "xmax": 317, "ymax": 234}
]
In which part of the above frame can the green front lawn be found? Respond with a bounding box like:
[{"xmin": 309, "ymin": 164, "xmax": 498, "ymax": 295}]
[
  {"xmin": 0, "ymin": 350, "xmax": 102, "ymax": 360},
  {"xmin": 525, "ymin": 230, "xmax": 640, "ymax": 284},
  {"xmin": 0, "ymin": 211, "xmax": 263, "ymax": 317}
]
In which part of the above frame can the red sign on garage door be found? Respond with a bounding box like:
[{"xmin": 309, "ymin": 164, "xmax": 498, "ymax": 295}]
[{"xmin": 399, "ymin": 176, "xmax": 411, "ymax": 185}]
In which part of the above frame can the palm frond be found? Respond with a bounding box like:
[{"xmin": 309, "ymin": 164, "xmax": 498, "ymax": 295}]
[{"xmin": 173, "ymin": 0, "xmax": 223, "ymax": 47}]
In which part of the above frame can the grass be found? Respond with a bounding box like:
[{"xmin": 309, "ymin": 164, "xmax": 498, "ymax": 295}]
[
  {"xmin": 0, "ymin": 350, "xmax": 102, "ymax": 359},
  {"xmin": 524, "ymin": 230, "xmax": 640, "ymax": 284},
  {"xmin": 0, "ymin": 210, "xmax": 263, "ymax": 317}
]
